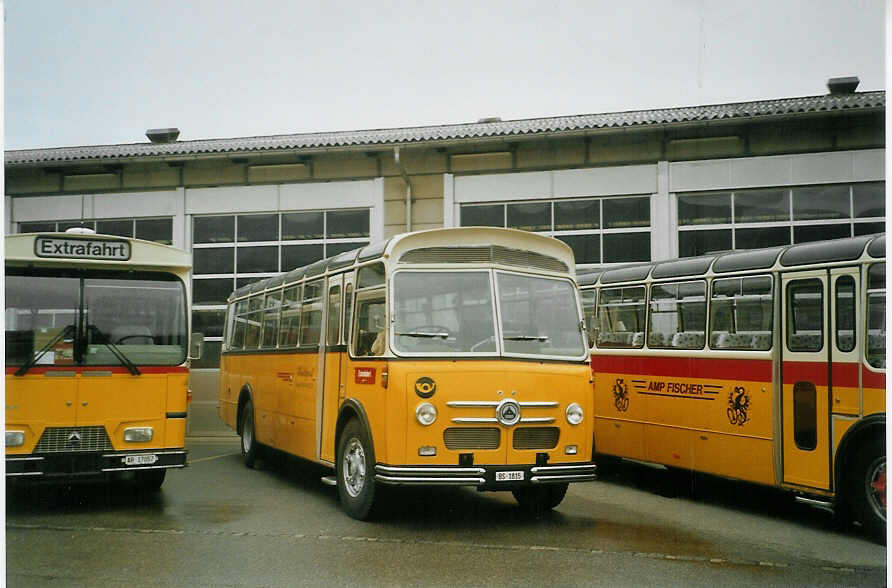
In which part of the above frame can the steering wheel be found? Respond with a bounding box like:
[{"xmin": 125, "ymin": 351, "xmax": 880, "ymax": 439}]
[
  {"xmin": 115, "ymin": 334, "xmax": 152, "ymax": 344},
  {"xmin": 470, "ymin": 336, "xmax": 495, "ymax": 352}
]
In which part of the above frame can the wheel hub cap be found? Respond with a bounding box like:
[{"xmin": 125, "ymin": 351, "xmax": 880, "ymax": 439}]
[{"xmin": 343, "ymin": 438, "xmax": 366, "ymax": 498}]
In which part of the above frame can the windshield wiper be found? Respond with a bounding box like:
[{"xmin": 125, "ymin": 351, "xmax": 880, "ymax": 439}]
[
  {"xmin": 503, "ymin": 335, "xmax": 550, "ymax": 342},
  {"xmin": 87, "ymin": 325, "xmax": 141, "ymax": 376},
  {"xmin": 15, "ymin": 324, "xmax": 76, "ymax": 376},
  {"xmin": 395, "ymin": 331, "xmax": 450, "ymax": 339}
]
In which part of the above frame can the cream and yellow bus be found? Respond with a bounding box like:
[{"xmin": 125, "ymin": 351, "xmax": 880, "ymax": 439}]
[
  {"xmin": 218, "ymin": 227, "xmax": 596, "ymax": 519},
  {"xmin": 579, "ymin": 233, "xmax": 885, "ymax": 538},
  {"xmin": 5, "ymin": 230, "xmax": 194, "ymax": 490}
]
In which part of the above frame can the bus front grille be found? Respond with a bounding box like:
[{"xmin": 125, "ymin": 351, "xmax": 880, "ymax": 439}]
[
  {"xmin": 444, "ymin": 427, "xmax": 500, "ymax": 450},
  {"xmin": 513, "ymin": 427, "xmax": 559, "ymax": 450},
  {"xmin": 34, "ymin": 426, "xmax": 114, "ymax": 453}
]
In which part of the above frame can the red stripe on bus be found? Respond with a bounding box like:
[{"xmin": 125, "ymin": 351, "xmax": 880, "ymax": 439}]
[
  {"xmin": 862, "ymin": 365, "xmax": 886, "ymax": 389},
  {"xmin": 5, "ymin": 366, "xmax": 189, "ymax": 375},
  {"xmin": 830, "ymin": 362, "xmax": 860, "ymax": 388},
  {"xmin": 782, "ymin": 361, "xmax": 828, "ymax": 386},
  {"xmin": 590, "ymin": 355, "xmax": 772, "ymax": 382}
]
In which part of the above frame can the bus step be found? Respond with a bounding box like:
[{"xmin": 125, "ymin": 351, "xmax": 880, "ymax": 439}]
[
  {"xmin": 321, "ymin": 475, "xmax": 337, "ymax": 487},
  {"xmin": 794, "ymin": 495, "xmax": 834, "ymax": 513}
]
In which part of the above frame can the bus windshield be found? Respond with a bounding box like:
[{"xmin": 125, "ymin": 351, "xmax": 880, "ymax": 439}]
[
  {"xmin": 5, "ymin": 268, "xmax": 188, "ymax": 367},
  {"xmin": 392, "ymin": 270, "xmax": 585, "ymax": 358}
]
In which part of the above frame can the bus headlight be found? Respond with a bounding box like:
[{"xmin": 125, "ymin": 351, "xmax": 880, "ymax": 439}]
[
  {"xmin": 5, "ymin": 431, "xmax": 24, "ymax": 447},
  {"xmin": 416, "ymin": 403, "xmax": 437, "ymax": 426},
  {"xmin": 124, "ymin": 427, "xmax": 154, "ymax": 442},
  {"xmin": 565, "ymin": 403, "xmax": 584, "ymax": 425}
]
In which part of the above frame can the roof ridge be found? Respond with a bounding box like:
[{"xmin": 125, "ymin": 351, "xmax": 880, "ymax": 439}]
[{"xmin": 6, "ymin": 91, "xmax": 885, "ymax": 164}]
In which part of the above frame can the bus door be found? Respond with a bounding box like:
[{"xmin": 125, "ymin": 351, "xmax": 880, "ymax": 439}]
[
  {"xmin": 319, "ymin": 274, "xmax": 344, "ymax": 462},
  {"xmin": 781, "ymin": 270, "xmax": 831, "ymax": 490}
]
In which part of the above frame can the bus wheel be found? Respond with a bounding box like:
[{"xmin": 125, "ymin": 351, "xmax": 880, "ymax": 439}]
[
  {"xmin": 336, "ymin": 419, "xmax": 377, "ymax": 520},
  {"xmin": 240, "ymin": 399, "xmax": 258, "ymax": 469},
  {"xmin": 848, "ymin": 438, "xmax": 886, "ymax": 541},
  {"xmin": 136, "ymin": 469, "xmax": 166, "ymax": 492},
  {"xmin": 512, "ymin": 482, "xmax": 569, "ymax": 512}
]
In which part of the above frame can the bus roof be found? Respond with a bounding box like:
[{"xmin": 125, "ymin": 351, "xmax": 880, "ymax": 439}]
[
  {"xmin": 577, "ymin": 232, "xmax": 885, "ymax": 287},
  {"xmin": 229, "ymin": 227, "xmax": 576, "ymax": 302},
  {"xmin": 4, "ymin": 232, "xmax": 192, "ymax": 271}
]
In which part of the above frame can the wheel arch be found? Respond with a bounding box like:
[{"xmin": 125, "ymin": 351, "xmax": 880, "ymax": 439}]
[
  {"xmin": 336, "ymin": 398, "xmax": 376, "ymax": 463},
  {"xmin": 834, "ymin": 412, "xmax": 886, "ymax": 497},
  {"xmin": 236, "ymin": 384, "xmax": 254, "ymax": 436}
]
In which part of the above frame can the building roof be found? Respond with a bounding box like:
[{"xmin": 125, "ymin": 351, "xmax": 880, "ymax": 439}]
[{"xmin": 6, "ymin": 90, "xmax": 885, "ymax": 166}]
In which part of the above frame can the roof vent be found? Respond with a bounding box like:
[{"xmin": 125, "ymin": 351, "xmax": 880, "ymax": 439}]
[
  {"xmin": 476, "ymin": 117, "xmax": 502, "ymax": 123},
  {"xmin": 826, "ymin": 76, "xmax": 860, "ymax": 94},
  {"xmin": 146, "ymin": 128, "xmax": 180, "ymax": 143}
]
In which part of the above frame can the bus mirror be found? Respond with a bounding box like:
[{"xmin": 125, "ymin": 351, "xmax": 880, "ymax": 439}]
[{"xmin": 189, "ymin": 333, "xmax": 204, "ymax": 360}]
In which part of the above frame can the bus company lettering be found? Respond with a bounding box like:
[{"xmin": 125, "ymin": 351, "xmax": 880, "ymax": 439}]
[
  {"xmin": 648, "ymin": 380, "xmax": 705, "ymax": 396},
  {"xmin": 36, "ymin": 237, "xmax": 131, "ymax": 261}
]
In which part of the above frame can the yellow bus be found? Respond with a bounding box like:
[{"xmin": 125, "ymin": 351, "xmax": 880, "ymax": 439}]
[
  {"xmin": 5, "ymin": 230, "xmax": 194, "ymax": 490},
  {"xmin": 579, "ymin": 233, "xmax": 885, "ymax": 537},
  {"xmin": 218, "ymin": 227, "xmax": 596, "ymax": 519}
]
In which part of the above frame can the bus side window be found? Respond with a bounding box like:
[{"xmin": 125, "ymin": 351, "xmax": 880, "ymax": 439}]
[
  {"xmin": 787, "ymin": 279, "xmax": 823, "ymax": 353},
  {"xmin": 278, "ymin": 285, "xmax": 301, "ymax": 348},
  {"xmin": 835, "ymin": 275, "xmax": 856, "ymax": 353},
  {"xmin": 343, "ymin": 283, "xmax": 354, "ymax": 347},
  {"xmin": 648, "ymin": 280, "xmax": 706, "ymax": 350},
  {"xmin": 300, "ymin": 280, "xmax": 323, "ymax": 347},
  {"xmin": 866, "ymin": 263, "xmax": 885, "ymax": 369},
  {"xmin": 261, "ymin": 289, "xmax": 282, "ymax": 349},
  {"xmin": 595, "ymin": 286, "xmax": 646, "ymax": 348},
  {"xmin": 581, "ymin": 289, "xmax": 597, "ymax": 348},
  {"xmin": 326, "ymin": 284, "xmax": 341, "ymax": 346},
  {"xmin": 354, "ymin": 293, "xmax": 386, "ymax": 356},
  {"xmin": 710, "ymin": 275, "xmax": 773, "ymax": 350}
]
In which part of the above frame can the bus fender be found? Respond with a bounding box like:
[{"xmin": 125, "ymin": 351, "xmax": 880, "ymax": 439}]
[
  {"xmin": 336, "ymin": 398, "xmax": 376, "ymax": 462},
  {"xmin": 236, "ymin": 384, "xmax": 254, "ymax": 436},
  {"xmin": 834, "ymin": 412, "xmax": 886, "ymax": 494}
]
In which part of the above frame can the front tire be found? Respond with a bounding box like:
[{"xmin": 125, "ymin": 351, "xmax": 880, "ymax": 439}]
[
  {"xmin": 336, "ymin": 419, "xmax": 378, "ymax": 520},
  {"xmin": 847, "ymin": 438, "xmax": 886, "ymax": 541},
  {"xmin": 512, "ymin": 482, "xmax": 569, "ymax": 512},
  {"xmin": 240, "ymin": 399, "xmax": 259, "ymax": 469}
]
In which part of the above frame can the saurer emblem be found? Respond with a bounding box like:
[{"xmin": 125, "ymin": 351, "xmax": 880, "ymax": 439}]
[
  {"xmin": 613, "ymin": 378, "xmax": 629, "ymax": 412},
  {"xmin": 727, "ymin": 386, "xmax": 750, "ymax": 426}
]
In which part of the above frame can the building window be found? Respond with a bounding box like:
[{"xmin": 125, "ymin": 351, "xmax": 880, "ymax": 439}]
[
  {"xmin": 460, "ymin": 195, "xmax": 651, "ymax": 266},
  {"xmin": 18, "ymin": 217, "xmax": 173, "ymax": 245},
  {"xmin": 191, "ymin": 208, "xmax": 370, "ymax": 367},
  {"xmin": 677, "ymin": 182, "xmax": 885, "ymax": 257}
]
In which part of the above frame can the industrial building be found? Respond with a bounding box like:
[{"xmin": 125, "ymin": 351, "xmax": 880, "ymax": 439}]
[{"xmin": 5, "ymin": 76, "xmax": 884, "ymax": 434}]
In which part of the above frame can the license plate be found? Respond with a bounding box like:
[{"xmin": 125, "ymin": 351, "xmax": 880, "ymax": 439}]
[
  {"xmin": 495, "ymin": 470, "xmax": 524, "ymax": 482},
  {"xmin": 124, "ymin": 454, "xmax": 158, "ymax": 466}
]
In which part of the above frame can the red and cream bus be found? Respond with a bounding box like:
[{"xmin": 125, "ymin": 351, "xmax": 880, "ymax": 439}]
[
  {"xmin": 579, "ymin": 233, "xmax": 885, "ymax": 538},
  {"xmin": 5, "ymin": 231, "xmax": 194, "ymax": 490}
]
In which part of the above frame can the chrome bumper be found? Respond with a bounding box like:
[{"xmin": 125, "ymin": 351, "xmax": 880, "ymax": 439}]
[{"xmin": 375, "ymin": 462, "xmax": 597, "ymax": 487}]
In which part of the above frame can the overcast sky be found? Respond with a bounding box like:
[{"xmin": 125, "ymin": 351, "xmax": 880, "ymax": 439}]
[{"xmin": 3, "ymin": 0, "xmax": 886, "ymax": 150}]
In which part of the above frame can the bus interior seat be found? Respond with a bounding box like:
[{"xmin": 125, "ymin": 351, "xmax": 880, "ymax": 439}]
[
  {"xmin": 631, "ymin": 332, "xmax": 645, "ymax": 347},
  {"xmin": 710, "ymin": 331, "xmax": 727, "ymax": 347},
  {"xmin": 647, "ymin": 331, "xmax": 667, "ymax": 347},
  {"xmin": 716, "ymin": 332, "xmax": 753, "ymax": 349},
  {"xmin": 837, "ymin": 332, "xmax": 855, "ymax": 351},
  {"xmin": 789, "ymin": 332, "xmax": 822, "ymax": 350},
  {"xmin": 671, "ymin": 331, "xmax": 705, "ymax": 349},
  {"xmin": 750, "ymin": 332, "xmax": 772, "ymax": 350}
]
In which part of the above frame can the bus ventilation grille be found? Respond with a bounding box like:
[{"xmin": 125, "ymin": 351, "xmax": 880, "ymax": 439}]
[
  {"xmin": 444, "ymin": 427, "xmax": 500, "ymax": 450},
  {"xmin": 399, "ymin": 246, "xmax": 568, "ymax": 273},
  {"xmin": 512, "ymin": 427, "xmax": 559, "ymax": 450},
  {"xmin": 34, "ymin": 426, "xmax": 114, "ymax": 453}
]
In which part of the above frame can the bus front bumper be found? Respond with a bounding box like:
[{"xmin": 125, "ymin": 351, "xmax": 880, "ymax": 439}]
[
  {"xmin": 6, "ymin": 449, "xmax": 188, "ymax": 478},
  {"xmin": 374, "ymin": 462, "xmax": 597, "ymax": 488}
]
